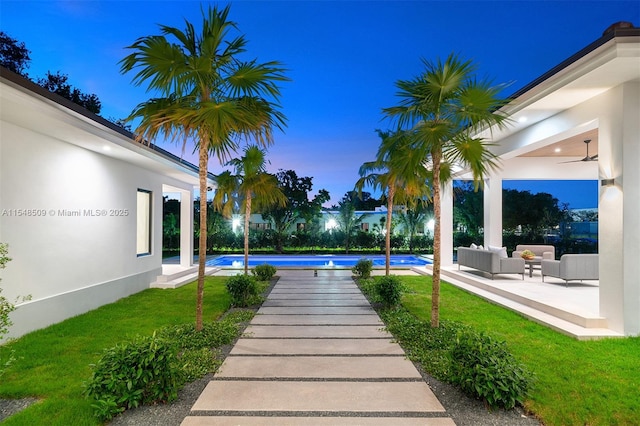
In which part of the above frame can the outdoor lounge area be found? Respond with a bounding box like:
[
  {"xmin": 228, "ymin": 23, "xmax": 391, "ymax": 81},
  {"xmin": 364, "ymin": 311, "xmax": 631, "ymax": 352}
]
[{"xmin": 411, "ymin": 261, "xmax": 609, "ymax": 340}]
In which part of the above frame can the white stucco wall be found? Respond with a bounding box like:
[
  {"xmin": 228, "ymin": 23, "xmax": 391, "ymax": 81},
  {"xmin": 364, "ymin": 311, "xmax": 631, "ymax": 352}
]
[{"xmin": 0, "ymin": 81, "xmax": 198, "ymax": 339}]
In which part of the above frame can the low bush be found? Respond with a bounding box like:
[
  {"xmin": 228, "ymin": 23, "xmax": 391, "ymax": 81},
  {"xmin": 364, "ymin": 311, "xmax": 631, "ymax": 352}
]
[
  {"xmin": 84, "ymin": 333, "xmax": 179, "ymax": 421},
  {"xmin": 157, "ymin": 320, "xmax": 240, "ymax": 350},
  {"xmin": 375, "ymin": 275, "xmax": 403, "ymax": 307},
  {"xmin": 449, "ymin": 330, "xmax": 534, "ymax": 410},
  {"xmin": 252, "ymin": 263, "xmax": 277, "ymax": 281},
  {"xmin": 225, "ymin": 274, "xmax": 259, "ymax": 307},
  {"xmin": 177, "ymin": 347, "xmax": 221, "ymax": 383},
  {"xmin": 352, "ymin": 258, "xmax": 373, "ymax": 278},
  {"xmin": 379, "ymin": 307, "xmax": 469, "ymax": 379},
  {"xmin": 85, "ymin": 309, "xmax": 255, "ymax": 422}
]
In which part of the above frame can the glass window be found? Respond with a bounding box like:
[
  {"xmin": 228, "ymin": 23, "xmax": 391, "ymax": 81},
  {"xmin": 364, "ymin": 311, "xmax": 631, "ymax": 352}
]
[{"xmin": 137, "ymin": 189, "xmax": 152, "ymax": 256}]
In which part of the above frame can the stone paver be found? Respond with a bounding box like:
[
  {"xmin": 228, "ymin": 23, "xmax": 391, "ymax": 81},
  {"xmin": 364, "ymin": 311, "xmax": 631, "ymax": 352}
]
[
  {"xmin": 182, "ymin": 417, "xmax": 456, "ymax": 425},
  {"xmin": 229, "ymin": 338, "xmax": 406, "ymax": 355},
  {"xmin": 262, "ymin": 299, "xmax": 370, "ymax": 307},
  {"xmin": 258, "ymin": 306, "xmax": 375, "ymax": 315},
  {"xmin": 216, "ymin": 356, "xmax": 423, "ymax": 378},
  {"xmin": 192, "ymin": 381, "xmax": 445, "ymax": 412},
  {"xmin": 243, "ymin": 324, "xmax": 388, "ymax": 338},
  {"xmin": 251, "ymin": 314, "xmax": 383, "ymax": 325},
  {"xmin": 182, "ymin": 272, "xmax": 454, "ymax": 425}
]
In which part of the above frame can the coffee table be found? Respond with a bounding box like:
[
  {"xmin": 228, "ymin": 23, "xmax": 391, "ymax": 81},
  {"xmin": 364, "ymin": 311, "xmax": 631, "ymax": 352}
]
[{"xmin": 524, "ymin": 257, "xmax": 542, "ymax": 278}]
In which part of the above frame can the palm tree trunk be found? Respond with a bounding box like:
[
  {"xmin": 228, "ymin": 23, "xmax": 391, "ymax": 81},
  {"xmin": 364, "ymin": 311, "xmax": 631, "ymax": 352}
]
[
  {"xmin": 385, "ymin": 187, "xmax": 394, "ymax": 276},
  {"xmin": 244, "ymin": 192, "xmax": 251, "ymax": 275},
  {"xmin": 431, "ymin": 147, "xmax": 442, "ymax": 328},
  {"xmin": 196, "ymin": 146, "xmax": 208, "ymax": 331}
]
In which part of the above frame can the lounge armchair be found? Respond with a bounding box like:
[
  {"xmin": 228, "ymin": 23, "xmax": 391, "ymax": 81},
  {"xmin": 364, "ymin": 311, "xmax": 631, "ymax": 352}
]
[{"xmin": 541, "ymin": 254, "xmax": 599, "ymax": 286}]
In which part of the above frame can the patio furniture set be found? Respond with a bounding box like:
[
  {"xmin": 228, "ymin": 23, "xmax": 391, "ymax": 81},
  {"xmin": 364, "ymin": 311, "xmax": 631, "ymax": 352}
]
[{"xmin": 457, "ymin": 244, "xmax": 599, "ymax": 286}]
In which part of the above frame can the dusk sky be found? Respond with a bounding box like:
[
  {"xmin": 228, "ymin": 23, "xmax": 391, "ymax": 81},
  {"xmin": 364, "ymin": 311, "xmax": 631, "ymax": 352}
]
[{"xmin": 2, "ymin": 1, "xmax": 638, "ymax": 208}]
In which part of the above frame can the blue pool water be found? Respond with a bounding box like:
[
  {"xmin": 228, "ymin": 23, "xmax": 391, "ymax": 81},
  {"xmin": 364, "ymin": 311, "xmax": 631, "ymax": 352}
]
[{"xmin": 206, "ymin": 254, "xmax": 431, "ymax": 268}]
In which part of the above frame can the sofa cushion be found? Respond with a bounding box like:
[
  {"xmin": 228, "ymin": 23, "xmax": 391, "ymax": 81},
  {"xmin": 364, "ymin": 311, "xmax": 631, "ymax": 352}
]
[{"xmin": 488, "ymin": 245, "xmax": 508, "ymax": 258}]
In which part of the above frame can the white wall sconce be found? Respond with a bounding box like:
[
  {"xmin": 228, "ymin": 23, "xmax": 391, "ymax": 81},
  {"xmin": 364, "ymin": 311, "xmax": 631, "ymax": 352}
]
[{"xmin": 601, "ymin": 178, "xmax": 615, "ymax": 187}]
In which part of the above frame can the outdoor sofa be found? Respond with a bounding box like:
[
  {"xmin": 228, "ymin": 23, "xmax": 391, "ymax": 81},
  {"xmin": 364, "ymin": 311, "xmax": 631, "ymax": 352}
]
[
  {"xmin": 457, "ymin": 246, "xmax": 525, "ymax": 279},
  {"xmin": 541, "ymin": 253, "xmax": 599, "ymax": 286},
  {"xmin": 512, "ymin": 244, "xmax": 555, "ymax": 260}
]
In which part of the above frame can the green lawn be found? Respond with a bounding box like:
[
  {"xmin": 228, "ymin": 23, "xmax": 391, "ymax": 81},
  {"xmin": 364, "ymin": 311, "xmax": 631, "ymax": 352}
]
[
  {"xmin": 398, "ymin": 275, "xmax": 640, "ymax": 426},
  {"xmin": 2, "ymin": 274, "xmax": 639, "ymax": 425},
  {"xmin": 0, "ymin": 277, "xmax": 231, "ymax": 425}
]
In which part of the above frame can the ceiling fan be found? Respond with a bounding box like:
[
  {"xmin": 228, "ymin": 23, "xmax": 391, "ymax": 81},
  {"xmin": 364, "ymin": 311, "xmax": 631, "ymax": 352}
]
[{"xmin": 560, "ymin": 139, "xmax": 598, "ymax": 163}]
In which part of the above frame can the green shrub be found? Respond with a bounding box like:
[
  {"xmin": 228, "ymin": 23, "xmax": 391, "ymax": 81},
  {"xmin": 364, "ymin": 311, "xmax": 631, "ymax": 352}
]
[
  {"xmin": 84, "ymin": 333, "xmax": 179, "ymax": 421},
  {"xmin": 449, "ymin": 330, "xmax": 534, "ymax": 409},
  {"xmin": 375, "ymin": 275, "xmax": 403, "ymax": 307},
  {"xmin": 177, "ymin": 347, "xmax": 220, "ymax": 382},
  {"xmin": 379, "ymin": 308, "xmax": 469, "ymax": 379},
  {"xmin": 0, "ymin": 243, "xmax": 14, "ymax": 342},
  {"xmin": 225, "ymin": 274, "xmax": 259, "ymax": 307},
  {"xmin": 252, "ymin": 263, "xmax": 277, "ymax": 281},
  {"xmin": 352, "ymin": 258, "xmax": 373, "ymax": 278},
  {"xmin": 157, "ymin": 320, "xmax": 239, "ymax": 350}
]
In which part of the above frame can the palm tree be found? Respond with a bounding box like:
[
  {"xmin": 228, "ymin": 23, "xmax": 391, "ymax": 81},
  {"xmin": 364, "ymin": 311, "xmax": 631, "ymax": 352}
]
[
  {"xmin": 398, "ymin": 204, "xmax": 431, "ymax": 253},
  {"xmin": 334, "ymin": 199, "xmax": 369, "ymax": 254},
  {"xmin": 120, "ymin": 5, "xmax": 288, "ymax": 330},
  {"xmin": 227, "ymin": 145, "xmax": 287, "ymax": 275},
  {"xmin": 356, "ymin": 130, "xmax": 431, "ymax": 275},
  {"xmin": 384, "ymin": 54, "xmax": 509, "ymax": 327}
]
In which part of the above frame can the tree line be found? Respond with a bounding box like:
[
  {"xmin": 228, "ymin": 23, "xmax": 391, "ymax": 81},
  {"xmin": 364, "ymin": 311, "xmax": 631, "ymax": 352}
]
[{"xmin": 0, "ymin": 31, "xmax": 102, "ymax": 114}]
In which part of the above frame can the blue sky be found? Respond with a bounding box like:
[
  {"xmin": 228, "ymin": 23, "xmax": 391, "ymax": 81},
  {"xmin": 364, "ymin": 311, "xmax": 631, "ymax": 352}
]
[{"xmin": 2, "ymin": 1, "xmax": 638, "ymax": 208}]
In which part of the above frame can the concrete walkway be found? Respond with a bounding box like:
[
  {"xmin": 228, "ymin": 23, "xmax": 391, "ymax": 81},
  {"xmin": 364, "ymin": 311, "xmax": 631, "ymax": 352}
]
[{"xmin": 181, "ymin": 270, "xmax": 455, "ymax": 425}]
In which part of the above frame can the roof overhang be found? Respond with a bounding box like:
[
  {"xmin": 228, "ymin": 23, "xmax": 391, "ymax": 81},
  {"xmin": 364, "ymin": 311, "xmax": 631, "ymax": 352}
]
[
  {"xmin": 0, "ymin": 67, "xmax": 215, "ymax": 189},
  {"xmin": 475, "ymin": 27, "xmax": 640, "ymax": 158}
]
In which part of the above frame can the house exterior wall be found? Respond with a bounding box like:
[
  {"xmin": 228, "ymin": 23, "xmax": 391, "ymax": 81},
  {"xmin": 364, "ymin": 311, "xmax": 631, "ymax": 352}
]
[{"xmin": 0, "ymin": 76, "xmax": 198, "ymax": 340}]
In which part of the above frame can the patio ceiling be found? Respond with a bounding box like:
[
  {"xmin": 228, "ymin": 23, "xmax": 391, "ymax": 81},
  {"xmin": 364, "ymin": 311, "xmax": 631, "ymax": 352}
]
[
  {"xmin": 519, "ymin": 129, "xmax": 598, "ymax": 158},
  {"xmin": 478, "ymin": 32, "xmax": 639, "ymax": 159}
]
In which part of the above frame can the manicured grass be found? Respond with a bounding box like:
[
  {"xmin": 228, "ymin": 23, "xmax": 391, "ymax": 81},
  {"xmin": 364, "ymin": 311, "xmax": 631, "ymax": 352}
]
[
  {"xmin": 397, "ymin": 275, "xmax": 640, "ymax": 426},
  {"xmin": 0, "ymin": 277, "xmax": 231, "ymax": 425}
]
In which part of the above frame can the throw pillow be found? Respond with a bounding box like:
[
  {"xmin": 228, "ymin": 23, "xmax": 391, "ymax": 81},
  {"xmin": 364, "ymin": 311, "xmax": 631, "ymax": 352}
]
[
  {"xmin": 488, "ymin": 245, "xmax": 508, "ymax": 258},
  {"xmin": 470, "ymin": 243, "xmax": 478, "ymax": 249}
]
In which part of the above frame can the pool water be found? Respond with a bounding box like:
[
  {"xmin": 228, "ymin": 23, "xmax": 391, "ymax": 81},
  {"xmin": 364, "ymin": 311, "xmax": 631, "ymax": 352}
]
[{"xmin": 206, "ymin": 254, "xmax": 431, "ymax": 268}]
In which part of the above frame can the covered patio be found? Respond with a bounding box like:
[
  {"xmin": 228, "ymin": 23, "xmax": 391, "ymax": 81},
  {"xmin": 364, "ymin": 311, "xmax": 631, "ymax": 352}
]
[
  {"xmin": 438, "ymin": 23, "xmax": 640, "ymax": 336},
  {"xmin": 413, "ymin": 264, "xmax": 616, "ymax": 340}
]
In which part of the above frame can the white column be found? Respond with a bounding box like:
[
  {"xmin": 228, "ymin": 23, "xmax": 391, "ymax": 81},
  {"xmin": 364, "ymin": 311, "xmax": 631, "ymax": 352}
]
[
  {"xmin": 598, "ymin": 82, "xmax": 640, "ymax": 335},
  {"xmin": 440, "ymin": 180, "xmax": 454, "ymax": 266},
  {"xmin": 621, "ymin": 82, "xmax": 640, "ymax": 335},
  {"xmin": 179, "ymin": 189, "xmax": 194, "ymax": 268},
  {"xmin": 483, "ymin": 175, "xmax": 503, "ymax": 248}
]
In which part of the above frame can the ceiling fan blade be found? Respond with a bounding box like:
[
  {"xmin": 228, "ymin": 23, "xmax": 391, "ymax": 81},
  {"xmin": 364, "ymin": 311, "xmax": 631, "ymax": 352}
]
[{"xmin": 560, "ymin": 139, "xmax": 598, "ymax": 164}]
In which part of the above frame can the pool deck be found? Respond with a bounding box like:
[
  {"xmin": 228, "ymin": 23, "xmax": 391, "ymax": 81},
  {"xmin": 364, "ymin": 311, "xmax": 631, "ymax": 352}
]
[{"xmin": 157, "ymin": 256, "xmax": 620, "ymax": 340}]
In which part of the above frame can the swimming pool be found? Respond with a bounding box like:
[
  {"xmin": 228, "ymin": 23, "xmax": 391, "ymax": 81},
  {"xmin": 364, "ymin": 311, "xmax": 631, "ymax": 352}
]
[{"xmin": 206, "ymin": 254, "xmax": 431, "ymax": 268}]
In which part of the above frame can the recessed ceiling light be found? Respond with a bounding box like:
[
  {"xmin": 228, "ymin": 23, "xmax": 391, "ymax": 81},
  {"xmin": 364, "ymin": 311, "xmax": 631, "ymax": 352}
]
[
  {"xmin": 554, "ymin": 148, "xmax": 561, "ymax": 153},
  {"xmin": 103, "ymin": 145, "xmax": 111, "ymax": 151},
  {"xmin": 518, "ymin": 116, "xmax": 528, "ymax": 123}
]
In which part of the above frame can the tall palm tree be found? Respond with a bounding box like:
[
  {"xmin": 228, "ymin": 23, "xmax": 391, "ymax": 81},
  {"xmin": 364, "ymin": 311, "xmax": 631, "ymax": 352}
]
[
  {"xmin": 227, "ymin": 145, "xmax": 287, "ymax": 275},
  {"xmin": 384, "ymin": 54, "xmax": 509, "ymax": 327},
  {"xmin": 356, "ymin": 130, "xmax": 431, "ymax": 275},
  {"xmin": 120, "ymin": 5, "xmax": 288, "ymax": 330}
]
